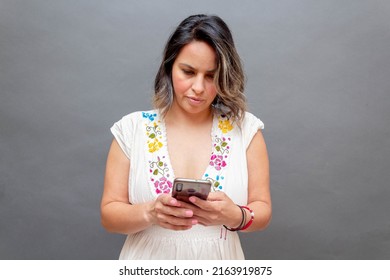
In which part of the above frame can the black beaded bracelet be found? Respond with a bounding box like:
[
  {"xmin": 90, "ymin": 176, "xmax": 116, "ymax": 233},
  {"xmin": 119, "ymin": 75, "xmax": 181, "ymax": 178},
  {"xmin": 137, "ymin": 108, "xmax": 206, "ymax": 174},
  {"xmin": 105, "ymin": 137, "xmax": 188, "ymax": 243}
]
[{"xmin": 223, "ymin": 205, "xmax": 245, "ymax": 232}]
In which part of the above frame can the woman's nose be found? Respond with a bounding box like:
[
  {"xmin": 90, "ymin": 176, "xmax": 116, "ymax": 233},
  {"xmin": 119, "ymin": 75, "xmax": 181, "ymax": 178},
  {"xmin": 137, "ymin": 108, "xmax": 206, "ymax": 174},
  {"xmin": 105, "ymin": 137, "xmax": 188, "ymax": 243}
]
[{"xmin": 191, "ymin": 75, "xmax": 205, "ymax": 94}]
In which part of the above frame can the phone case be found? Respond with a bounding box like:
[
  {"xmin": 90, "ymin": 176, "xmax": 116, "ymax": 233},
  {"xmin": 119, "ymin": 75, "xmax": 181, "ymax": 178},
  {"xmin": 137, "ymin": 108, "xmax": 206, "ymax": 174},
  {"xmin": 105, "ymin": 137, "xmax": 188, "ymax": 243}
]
[{"xmin": 172, "ymin": 178, "xmax": 212, "ymax": 203}]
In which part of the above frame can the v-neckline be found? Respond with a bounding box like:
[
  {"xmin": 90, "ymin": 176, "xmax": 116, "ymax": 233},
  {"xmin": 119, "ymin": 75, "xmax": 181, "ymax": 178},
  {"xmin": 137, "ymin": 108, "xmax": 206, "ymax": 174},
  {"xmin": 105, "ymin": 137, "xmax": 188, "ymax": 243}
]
[
  {"xmin": 159, "ymin": 113, "xmax": 217, "ymax": 180},
  {"xmin": 143, "ymin": 109, "xmax": 233, "ymax": 195}
]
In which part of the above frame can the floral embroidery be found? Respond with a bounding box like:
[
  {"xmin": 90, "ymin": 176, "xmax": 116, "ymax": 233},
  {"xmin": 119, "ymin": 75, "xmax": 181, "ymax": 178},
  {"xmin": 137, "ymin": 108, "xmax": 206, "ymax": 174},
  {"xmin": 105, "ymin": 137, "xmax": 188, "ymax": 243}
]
[
  {"xmin": 143, "ymin": 111, "xmax": 173, "ymax": 194},
  {"xmin": 145, "ymin": 119, "xmax": 163, "ymax": 153},
  {"xmin": 218, "ymin": 118, "xmax": 233, "ymax": 133},
  {"xmin": 149, "ymin": 156, "xmax": 172, "ymax": 194},
  {"xmin": 204, "ymin": 174, "xmax": 224, "ymax": 191},
  {"xmin": 210, "ymin": 135, "xmax": 231, "ymax": 171},
  {"xmin": 204, "ymin": 116, "xmax": 234, "ymax": 192},
  {"xmin": 148, "ymin": 138, "xmax": 163, "ymax": 153},
  {"xmin": 142, "ymin": 112, "xmax": 157, "ymax": 121},
  {"xmin": 154, "ymin": 177, "xmax": 172, "ymax": 194},
  {"xmin": 210, "ymin": 154, "xmax": 226, "ymax": 170}
]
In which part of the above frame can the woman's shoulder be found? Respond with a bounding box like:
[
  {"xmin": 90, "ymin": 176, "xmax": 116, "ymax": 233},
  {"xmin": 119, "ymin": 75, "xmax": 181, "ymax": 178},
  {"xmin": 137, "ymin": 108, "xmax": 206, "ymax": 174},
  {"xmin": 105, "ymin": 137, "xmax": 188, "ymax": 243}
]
[
  {"xmin": 238, "ymin": 111, "xmax": 265, "ymax": 148},
  {"xmin": 242, "ymin": 111, "xmax": 264, "ymax": 129}
]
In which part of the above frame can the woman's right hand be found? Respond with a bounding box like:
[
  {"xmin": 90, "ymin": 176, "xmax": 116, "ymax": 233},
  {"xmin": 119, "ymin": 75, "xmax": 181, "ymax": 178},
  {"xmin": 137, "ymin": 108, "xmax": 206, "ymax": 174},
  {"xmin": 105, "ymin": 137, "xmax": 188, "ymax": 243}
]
[{"xmin": 147, "ymin": 194, "xmax": 198, "ymax": 231}]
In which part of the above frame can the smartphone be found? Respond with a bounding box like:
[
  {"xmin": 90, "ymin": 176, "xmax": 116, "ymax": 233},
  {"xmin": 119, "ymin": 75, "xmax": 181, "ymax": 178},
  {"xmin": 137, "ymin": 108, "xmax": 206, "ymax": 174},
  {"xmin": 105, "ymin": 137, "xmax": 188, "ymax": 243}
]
[{"xmin": 172, "ymin": 178, "xmax": 212, "ymax": 203}]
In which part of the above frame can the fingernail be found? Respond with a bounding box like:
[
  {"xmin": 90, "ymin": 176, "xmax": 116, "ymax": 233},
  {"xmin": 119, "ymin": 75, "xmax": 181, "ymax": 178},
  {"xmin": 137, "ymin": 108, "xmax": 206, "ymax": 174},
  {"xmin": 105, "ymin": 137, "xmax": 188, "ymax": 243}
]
[
  {"xmin": 189, "ymin": 197, "xmax": 196, "ymax": 203},
  {"xmin": 192, "ymin": 219, "xmax": 198, "ymax": 225},
  {"xmin": 185, "ymin": 210, "xmax": 193, "ymax": 217}
]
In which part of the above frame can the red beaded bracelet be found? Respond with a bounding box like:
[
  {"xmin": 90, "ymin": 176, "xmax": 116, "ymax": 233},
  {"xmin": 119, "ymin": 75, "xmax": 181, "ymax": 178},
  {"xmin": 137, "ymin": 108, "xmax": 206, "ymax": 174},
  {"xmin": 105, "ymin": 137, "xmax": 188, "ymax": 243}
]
[{"xmin": 239, "ymin": 206, "xmax": 254, "ymax": 231}]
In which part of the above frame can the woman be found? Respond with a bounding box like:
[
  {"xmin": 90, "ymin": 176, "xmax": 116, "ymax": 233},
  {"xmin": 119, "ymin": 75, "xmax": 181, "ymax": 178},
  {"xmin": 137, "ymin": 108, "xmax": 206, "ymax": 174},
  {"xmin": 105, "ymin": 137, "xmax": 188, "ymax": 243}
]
[{"xmin": 101, "ymin": 14, "xmax": 271, "ymax": 259}]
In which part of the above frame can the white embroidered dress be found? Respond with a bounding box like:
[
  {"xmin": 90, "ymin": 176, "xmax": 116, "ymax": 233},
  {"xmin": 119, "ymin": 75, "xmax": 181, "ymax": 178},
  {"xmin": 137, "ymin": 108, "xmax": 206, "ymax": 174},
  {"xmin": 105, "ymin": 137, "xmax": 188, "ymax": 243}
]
[{"xmin": 110, "ymin": 110, "xmax": 264, "ymax": 259}]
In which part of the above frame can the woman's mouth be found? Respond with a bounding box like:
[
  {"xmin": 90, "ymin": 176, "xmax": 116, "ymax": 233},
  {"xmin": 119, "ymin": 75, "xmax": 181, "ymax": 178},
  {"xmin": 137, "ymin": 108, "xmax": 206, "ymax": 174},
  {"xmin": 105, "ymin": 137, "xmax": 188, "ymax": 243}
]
[{"xmin": 187, "ymin": 96, "xmax": 203, "ymax": 104}]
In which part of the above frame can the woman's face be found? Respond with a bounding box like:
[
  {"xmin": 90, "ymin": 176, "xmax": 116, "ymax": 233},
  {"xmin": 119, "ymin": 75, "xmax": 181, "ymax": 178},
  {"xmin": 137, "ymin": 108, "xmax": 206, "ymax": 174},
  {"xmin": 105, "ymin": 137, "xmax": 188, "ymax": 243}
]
[{"xmin": 171, "ymin": 40, "xmax": 218, "ymax": 116}]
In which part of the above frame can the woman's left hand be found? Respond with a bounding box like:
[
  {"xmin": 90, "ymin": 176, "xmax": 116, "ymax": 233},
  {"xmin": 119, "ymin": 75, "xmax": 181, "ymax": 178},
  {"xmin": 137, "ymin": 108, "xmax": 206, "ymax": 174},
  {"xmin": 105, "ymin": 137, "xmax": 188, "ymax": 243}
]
[{"xmin": 186, "ymin": 192, "xmax": 243, "ymax": 228}]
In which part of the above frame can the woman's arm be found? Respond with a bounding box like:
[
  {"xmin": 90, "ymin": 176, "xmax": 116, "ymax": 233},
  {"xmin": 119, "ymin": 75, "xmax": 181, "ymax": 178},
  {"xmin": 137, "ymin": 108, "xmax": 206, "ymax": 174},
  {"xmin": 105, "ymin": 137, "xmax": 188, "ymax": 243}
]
[
  {"xmin": 100, "ymin": 139, "xmax": 196, "ymax": 234},
  {"xmin": 243, "ymin": 130, "xmax": 272, "ymax": 232}
]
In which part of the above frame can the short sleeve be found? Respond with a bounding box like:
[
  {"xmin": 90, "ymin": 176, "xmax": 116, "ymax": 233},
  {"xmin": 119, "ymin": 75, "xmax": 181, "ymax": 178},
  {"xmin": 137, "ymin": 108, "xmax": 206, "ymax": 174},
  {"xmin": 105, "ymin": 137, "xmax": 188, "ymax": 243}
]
[
  {"xmin": 110, "ymin": 113, "xmax": 136, "ymax": 159},
  {"xmin": 242, "ymin": 112, "xmax": 265, "ymax": 148}
]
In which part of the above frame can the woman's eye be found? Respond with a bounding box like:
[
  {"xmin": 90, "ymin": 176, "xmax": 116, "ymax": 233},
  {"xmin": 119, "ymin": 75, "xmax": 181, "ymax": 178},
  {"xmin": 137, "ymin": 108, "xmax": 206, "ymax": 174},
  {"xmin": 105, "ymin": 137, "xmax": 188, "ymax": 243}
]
[{"xmin": 182, "ymin": 69, "xmax": 194, "ymax": 75}]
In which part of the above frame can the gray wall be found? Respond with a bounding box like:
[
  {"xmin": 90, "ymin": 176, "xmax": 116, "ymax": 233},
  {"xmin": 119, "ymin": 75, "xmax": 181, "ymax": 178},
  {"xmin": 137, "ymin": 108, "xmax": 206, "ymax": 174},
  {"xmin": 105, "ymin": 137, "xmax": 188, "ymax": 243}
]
[{"xmin": 1, "ymin": 0, "xmax": 389, "ymax": 259}]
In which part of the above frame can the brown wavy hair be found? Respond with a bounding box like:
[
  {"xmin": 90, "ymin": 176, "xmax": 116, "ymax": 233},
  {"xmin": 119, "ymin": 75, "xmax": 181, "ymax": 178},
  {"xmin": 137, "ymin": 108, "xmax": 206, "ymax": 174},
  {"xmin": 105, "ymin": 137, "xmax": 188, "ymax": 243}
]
[{"xmin": 153, "ymin": 14, "xmax": 246, "ymax": 123}]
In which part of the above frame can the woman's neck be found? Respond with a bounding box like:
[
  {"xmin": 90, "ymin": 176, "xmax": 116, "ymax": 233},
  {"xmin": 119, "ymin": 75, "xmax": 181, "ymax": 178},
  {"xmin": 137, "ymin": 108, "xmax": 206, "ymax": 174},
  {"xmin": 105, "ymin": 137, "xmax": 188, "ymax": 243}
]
[{"xmin": 164, "ymin": 106, "xmax": 214, "ymax": 127}]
